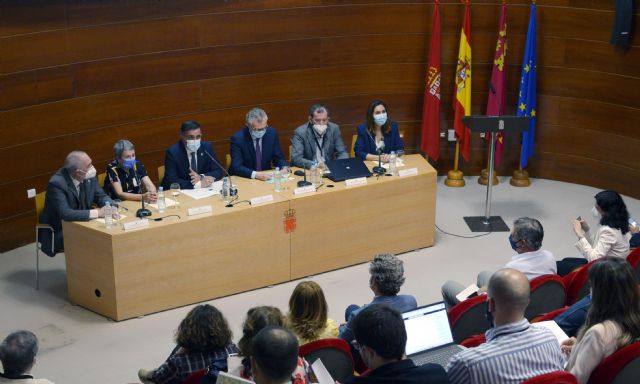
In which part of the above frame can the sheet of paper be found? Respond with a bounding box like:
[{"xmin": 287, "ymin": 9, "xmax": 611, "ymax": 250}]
[
  {"xmin": 456, "ymin": 283, "xmax": 479, "ymax": 302},
  {"xmin": 95, "ymin": 214, "xmax": 127, "ymax": 224},
  {"xmin": 147, "ymin": 197, "xmax": 177, "ymax": 210},
  {"xmin": 311, "ymin": 358, "xmax": 335, "ymax": 384},
  {"xmin": 181, "ymin": 180, "xmax": 223, "ymax": 200},
  {"xmin": 368, "ymin": 158, "xmax": 405, "ymax": 169},
  {"xmin": 533, "ymin": 320, "xmax": 570, "ymax": 345},
  {"xmin": 215, "ymin": 371, "xmax": 254, "ymax": 384}
]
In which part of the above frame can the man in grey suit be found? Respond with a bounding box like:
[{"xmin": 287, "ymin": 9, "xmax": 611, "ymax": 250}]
[
  {"xmin": 291, "ymin": 104, "xmax": 349, "ymax": 169},
  {"xmin": 38, "ymin": 151, "xmax": 113, "ymax": 256}
]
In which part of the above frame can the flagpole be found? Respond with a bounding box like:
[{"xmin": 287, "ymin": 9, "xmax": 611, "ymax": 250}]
[{"xmin": 445, "ymin": 141, "xmax": 465, "ymax": 187}]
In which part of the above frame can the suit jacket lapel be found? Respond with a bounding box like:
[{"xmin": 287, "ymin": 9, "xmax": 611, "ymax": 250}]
[
  {"xmin": 63, "ymin": 169, "xmax": 81, "ymax": 206},
  {"xmin": 178, "ymin": 141, "xmax": 191, "ymax": 173}
]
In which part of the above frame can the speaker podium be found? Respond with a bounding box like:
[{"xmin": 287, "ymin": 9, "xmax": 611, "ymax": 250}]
[{"xmin": 461, "ymin": 115, "xmax": 530, "ymax": 232}]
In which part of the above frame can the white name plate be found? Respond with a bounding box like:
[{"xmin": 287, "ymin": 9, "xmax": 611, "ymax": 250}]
[
  {"xmin": 399, "ymin": 167, "xmax": 418, "ymax": 177},
  {"xmin": 250, "ymin": 194, "xmax": 274, "ymax": 206},
  {"xmin": 187, "ymin": 205, "xmax": 213, "ymax": 216},
  {"xmin": 123, "ymin": 219, "xmax": 149, "ymax": 231},
  {"xmin": 294, "ymin": 185, "xmax": 316, "ymax": 195},
  {"xmin": 345, "ymin": 177, "xmax": 368, "ymax": 187}
]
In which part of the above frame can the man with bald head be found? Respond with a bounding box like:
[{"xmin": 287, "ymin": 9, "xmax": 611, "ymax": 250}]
[
  {"xmin": 446, "ymin": 269, "xmax": 565, "ymax": 384},
  {"xmin": 39, "ymin": 151, "xmax": 113, "ymax": 256}
]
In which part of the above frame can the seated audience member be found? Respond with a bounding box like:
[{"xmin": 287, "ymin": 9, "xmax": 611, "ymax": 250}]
[
  {"xmin": 286, "ymin": 281, "xmax": 338, "ymax": 345},
  {"xmin": 0, "ymin": 331, "xmax": 53, "ymax": 384},
  {"xmin": 291, "ymin": 104, "xmax": 348, "ymax": 169},
  {"xmin": 446, "ymin": 269, "xmax": 565, "ymax": 384},
  {"xmin": 236, "ymin": 306, "xmax": 310, "ymax": 383},
  {"xmin": 250, "ymin": 327, "xmax": 300, "ymax": 384},
  {"xmin": 554, "ymin": 294, "xmax": 591, "ymax": 338},
  {"xmin": 38, "ymin": 151, "xmax": 114, "ymax": 256},
  {"xmin": 104, "ymin": 139, "xmax": 157, "ymax": 202},
  {"xmin": 442, "ymin": 217, "xmax": 555, "ymax": 308},
  {"xmin": 229, "ymin": 107, "xmax": 288, "ymax": 180},
  {"xmin": 340, "ymin": 254, "xmax": 417, "ymax": 344},
  {"xmin": 345, "ymin": 304, "xmax": 449, "ymax": 383},
  {"xmin": 162, "ymin": 120, "xmax": 224, "ymax": 190},
  {"xmin": 630, "ymin": 220, "xmax": 639, "ymax": 248},
  {"xmin": 354, "ymin": 100, "xmax": 404, "ymax": 162},
  {"xmin": 561, "ymin": 257, "xmax": 640, "ymax": 384},
  {"xmin": 138, "ymin": 304, "xmax": 237, "ymax": 384},
  {"xmin": 557, "ymin": 190, "xmax": 631, "ymax": 276}
]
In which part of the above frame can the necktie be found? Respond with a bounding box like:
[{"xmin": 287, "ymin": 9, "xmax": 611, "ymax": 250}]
[
  {"xmin": 255, "ymin": 139, "xmax": 263, "ymax": 171},
  {"xmin": 78, "ymin": 183, "xmax": 85, "ymax": 209},
  {"xmin": 190, "ymin": 152, "xmax": 197, "ymax": 173}
]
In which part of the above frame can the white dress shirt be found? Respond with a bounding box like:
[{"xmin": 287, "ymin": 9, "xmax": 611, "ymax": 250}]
[
  {"xmin": 575, "ymin": 225, "xmax": 630, "ymax": 262},
  {"xmin": 505, "ymin": 248, "xmax": 557, "ymax": 279}
]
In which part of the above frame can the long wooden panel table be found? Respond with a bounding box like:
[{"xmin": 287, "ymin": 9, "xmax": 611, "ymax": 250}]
[{"xmin": 63, "ymin": 155, "xmax": 436, "ymax": 320}]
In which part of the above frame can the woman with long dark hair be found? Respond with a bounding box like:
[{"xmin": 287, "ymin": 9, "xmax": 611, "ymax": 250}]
[
  {"xmin": 353, "ymin": 100, "xmax": 404, "ymax": 162},
  {"xmin": 562, "ymin": 257, "xmax": 640, "ymax": 383}
]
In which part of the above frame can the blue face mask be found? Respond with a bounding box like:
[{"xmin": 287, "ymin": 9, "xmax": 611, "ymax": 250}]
[
  {"xmin": 373, "ymin": 113, "xmax": 388, "ymax": 126},
  {"xmin": 123, "ymin": 158, "xmax": 136, "ymax": 170},
  {"xmin": 508, "ymin": 234, "xmax": 519, "ymax": 251},
  {"xmin": 250, "ymin": 128, "xmax": 266, "ymax": 140}
]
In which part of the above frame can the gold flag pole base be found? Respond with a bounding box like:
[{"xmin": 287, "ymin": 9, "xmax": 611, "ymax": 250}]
[
  {"xmin": 445, "ymin": 169, "xmax": 465, "ymax": 187},
  {"xmin": 478, "ymin": 168, "xmax": 499, "ymax": 186},
  {"xmin": 510, "ymin": 168, "xmax": 531, "ymax": 187}
]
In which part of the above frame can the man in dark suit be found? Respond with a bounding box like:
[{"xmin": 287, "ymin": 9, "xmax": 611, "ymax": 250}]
[
  {"xmin": 229, "ymin": 108, "xmax": 288, "ymax": 180},
  {"xmin": 162, "ymin": 120, "xmax": 225, "ymax": 189},
  {"xmin": 291, "ymin": 104, "xmax": 349, "ymax": 169},
  {"xmin": 345, "ymin": 304, "xmax": 449, "ymax": 384},
  {"xmin": 38, "ymin": 151, "xmax": 113, "ymax": 257}
]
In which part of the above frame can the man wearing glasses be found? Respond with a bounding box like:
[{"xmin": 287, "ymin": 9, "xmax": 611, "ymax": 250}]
[{"xmin": 229, "ymin": 107, "xmax": 288, "ymax": 180}]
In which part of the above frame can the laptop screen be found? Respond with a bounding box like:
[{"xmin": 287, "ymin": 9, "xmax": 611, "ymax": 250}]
[{"xmin": 403, "ymin": 302, "xmax": 455, "ymax": 356}]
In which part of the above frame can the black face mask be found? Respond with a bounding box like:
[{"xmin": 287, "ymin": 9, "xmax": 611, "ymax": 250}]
[{"xmin": 485, "ymin": 306, "xmax": 494, "ymax": 327}]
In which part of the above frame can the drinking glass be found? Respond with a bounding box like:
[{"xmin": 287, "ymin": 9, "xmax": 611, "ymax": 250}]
[{"xmin": 170, "ymin": 183, "xmax": 181, "ymax": 209}]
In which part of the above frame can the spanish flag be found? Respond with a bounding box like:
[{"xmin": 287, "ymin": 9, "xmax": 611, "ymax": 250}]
[{"xmin": 453, "ymin": 1, "xmax": 472, "ymax": 161}]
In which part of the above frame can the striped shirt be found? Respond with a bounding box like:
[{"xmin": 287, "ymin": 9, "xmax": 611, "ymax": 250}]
[{"xmin": 446, "ymin": 319, "xmax": 565, "ymax": 384}]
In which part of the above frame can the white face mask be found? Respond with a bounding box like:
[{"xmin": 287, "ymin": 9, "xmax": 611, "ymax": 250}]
[
  {"xmin": 313, "ymin": 124, "xmax": 328, "ymax": 136},
  {"xmin": 186, "ymin": 139, "xmax": 201, "ymax": 152},
  {"xmin": 373, "ymin": 112, "xmax": 388, "ymax": 126},
  {"xmin": 83, "ymin": 165, "xmax": 97, "ymax": 180},
  {"xmin": 591, "ymin": 206, "xmax": 601, "ymax": 220}
]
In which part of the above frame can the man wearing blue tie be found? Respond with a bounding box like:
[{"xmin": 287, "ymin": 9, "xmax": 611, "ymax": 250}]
[
  {"xmin": 162, "ymin": 121, "xmax": 224, "ymax": 189},
  {"xmin": 229, "ymin": 108, "xmax": 288, "ymax": 180}
]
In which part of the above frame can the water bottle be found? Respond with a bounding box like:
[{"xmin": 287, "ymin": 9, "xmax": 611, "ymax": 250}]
[
  {"xmin": 389, "ymin": 151, "xmax": 397, "ymax": 176},
  {"xmin": 222, "ymin": 177, "xmax": 231, "ymax": 204},
  {"xmin": 157, "ymin": 186, "xmax": 166, "ymax": 213},
  {"xmin": 104, "ymin": 201, "xmax": 113, "ymax": 229},
  {"xmin": 310, "ymin": 164, "xmax": 319, "ymax": 186},
  {"xmin": 274, "ymin": 167, "xmax": 281, "ymax": 192}
]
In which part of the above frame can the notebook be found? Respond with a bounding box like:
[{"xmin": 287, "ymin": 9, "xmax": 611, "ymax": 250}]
[
  {"xmin": 403, "ymin": 302, "xmax": 464, "ymax": 367},
  {"xmin": 325, "ymin": 158, "xmax": 372, "ymax": 182}
]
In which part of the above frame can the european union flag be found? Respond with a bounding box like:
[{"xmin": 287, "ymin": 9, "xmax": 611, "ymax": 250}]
[{"xmin": 517, "ymin": 4, "xmax": 537, "ymax": 169}]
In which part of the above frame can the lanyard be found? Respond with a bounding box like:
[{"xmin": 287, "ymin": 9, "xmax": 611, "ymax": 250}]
[{"xmin": 310, "ymin": 124, "xmax": 324, "ymax": 160}]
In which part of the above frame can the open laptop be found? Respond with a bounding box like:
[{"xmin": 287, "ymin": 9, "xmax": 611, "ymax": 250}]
[
  {"xmin": 325, "ymin": 157, "xmax": 372, "ymax": 182},
  {"xmin": 403, "ymin": 302, "xmax": 464, "ymax": 367}
]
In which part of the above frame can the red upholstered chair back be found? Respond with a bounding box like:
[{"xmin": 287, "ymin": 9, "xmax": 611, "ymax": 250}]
[
  {"xmin": 182, "ymin": 369, "xmax": 205, "ymax": 384},
  {"xmin": 626, "ymin": 247, "xmax": 640, "ymax": 281},
  {"xmin": 447, "ymin": 295, "xmax": 490, "ymax": 344},
  {"xmin": 299, "ymin": 338, "xmax": 354, "ymax": 383},
  {"xmin": 530, "ymin": 306, "xmax": 569, "ymax": 323},
  {"xmin": 564, "ymin": 260, "xmax": 598, "ymax": 305},
  {"xmin": 587, "ymin": 341, "xmax": 640, "ymax": 384},
  {"xmin": 459, "ymin": 333, "xmax": 487, "ymax": 348},
  {"xmin": 525, "ymin": 275, "xmax": 567, "ymax": 320},
  {"xmin": 522, "ymin": 371, "xmax": 577, "ymax": 384}
]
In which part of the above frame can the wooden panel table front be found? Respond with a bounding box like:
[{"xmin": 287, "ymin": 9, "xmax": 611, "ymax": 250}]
[{"xmin": 63, "ymin": 155, "xmax": 436, "ymax": 320}]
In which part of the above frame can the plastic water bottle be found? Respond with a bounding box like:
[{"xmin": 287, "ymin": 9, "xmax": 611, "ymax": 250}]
[
  {"xmin": 389, "ymin": 151, "xmax": 397, "ymax": 176},
  {"xmin": 157, "ymin": 186, "xmax": 166, "ymax": 213},
  {"xmin": 104, "ymin": 201, "xmax": 112, "ymax": 229},
  {"xmin": 222, "ymin": 177, "xmax": 231, "ymax": 204},
  {"xmin": 274, "ymin": 167, "xmax": 281, "ymax": 192},
  {"xmin": 310, "ymin": 164, "xmax": 319, "ymax": 186}
]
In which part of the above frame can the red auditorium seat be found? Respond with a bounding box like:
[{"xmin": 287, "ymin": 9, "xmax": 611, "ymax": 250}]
[
  {"xmin": 522, "ymin": 371, "xmax": 577, "ymax": 384},
  {"xmin": 299, "ymin": 338, "xmax": 354, "ymax": 382},
  {"xmin": 525, "ymin": 274, "xmax": 566, "ymax": 320},
  {"xmin": 587, "ymin": 341, "xmax": 640, "ymax": 384},
  {"xmin": 626, "ymin": 247, "xmax": 640, "ymax": 280},
  {"xmin": 460, "ymin": 333, "xmax": 486, "ymax": 348},
  {"xmin": 530, "ymin": 306, "xmax": 569, "ymax": 323},
  {"xmin": 563, "ymin": 260, "xmax": 598, "ymax": 305},
  {"xmin": 447, "ymin": 295, "xmax": 490, "ymax": 344},
  {"xmin": 183, "ymin": 369, "xmax": 205, "ymax": 384}
]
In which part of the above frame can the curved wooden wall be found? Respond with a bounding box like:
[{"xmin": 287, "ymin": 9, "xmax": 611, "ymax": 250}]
[{"xmin": 1, "ymin": 0, "xmax": 638, "ymax": 251}]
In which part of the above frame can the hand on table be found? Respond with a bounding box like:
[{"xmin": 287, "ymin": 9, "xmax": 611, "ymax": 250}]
[
  {"xmin": 255, "ymin": 171, "xmax": 272, "ymax": 181},
  {"xmin": 560, "ymin": 337, "xmax": 576, "ymax": 356},
  {"xmin": 189, "ymin": 168, "xmax": 201, "ymax": 185},
  {"xmin": 144, "ymin": 191, "xmax": 157, "ymax": 203}
]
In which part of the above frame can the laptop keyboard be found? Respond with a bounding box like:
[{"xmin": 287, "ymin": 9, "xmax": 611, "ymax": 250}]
[{"xmin": 412, "ymin": 345, "xmax": 462, "ymax": 367}]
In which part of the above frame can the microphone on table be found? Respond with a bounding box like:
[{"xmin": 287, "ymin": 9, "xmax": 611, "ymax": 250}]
[
  {"xmin": 372, "ymin": 140, "xmax": 386, "ymax": 175},
  {"xmin": 133, "ymin": 162, "xmax": 152, "ymax": 218},
  {"xmin": 203, "ymin": 149, "xmax": 238, "ymax": 197},
  {"xmin": 297, "ymin": 163, "xmax": 312, "ymax": 187}
]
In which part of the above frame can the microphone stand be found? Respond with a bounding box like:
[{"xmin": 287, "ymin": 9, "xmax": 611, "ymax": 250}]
[
  {"xmin": 203, "ymin": 149, "xmax": 238, "ymax": 197},
  {"xmin": 133, "ymin": 163, "xmax": 152, "ymax": 218},
  {"xmin": 372, "ymin": 146, "xmax": 386, "ymax": 175},
  {"xmin": 297, "ymin": 164, "xmax": 312, "ymax": 187}
]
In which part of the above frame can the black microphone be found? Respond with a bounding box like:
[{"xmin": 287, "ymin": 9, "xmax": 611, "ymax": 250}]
[
  {"xmin": 133, "ymin": 162, "xmax": 152, "ymax": 218},
  {"xmin": 203, "ymin": 149, "xmax": 238, "ymax": 197},
  {"xmin": 297, "ymin": 163, "xmax": 312, "ymax": 187},
  {"xmin": 372, "ymin": 140, "xmax": 386, "ymax": 175}
]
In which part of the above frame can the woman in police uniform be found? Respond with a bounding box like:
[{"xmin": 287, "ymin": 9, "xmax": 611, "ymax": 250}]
[{"xmin": 104, "ymin": 139, "xmax": 157, "ymax": 203}]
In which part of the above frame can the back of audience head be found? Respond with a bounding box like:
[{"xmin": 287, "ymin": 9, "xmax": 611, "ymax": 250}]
[
  {"xmin": 581, "ymin": 257, "xmax": 640, "ymax": 340},
  {"xmin": 0, "ymin": 330, "xmax": 39, "ymax": 377},
  {"xmin": 353, "ymin": 304, "xmax": 406, "ymax": 368},
  {"xmin": 250, "ymin": 326, "xmax": 299, "ymax": 384},
  {"xmin": 369, "ymin": 253, "xmax": 406, "ymax": 296},
  {"xmin": 487, "ymin": 268, "xmax": 530, "ymax": 325},
  {"xmin": 175, "ymin": 304, "xmax": 232, "ymax": 353},
  {"xmin": 511, "ymin": 217, "xmax": 544, "ymax": 252},
  {"xmin": 287, "ymin": 281, "xmax": 328, "ymax": 340},
  {"xmin": 594, "ymin": 190, "xmax": 630, "ymax": 234},
  {"xmin": 238, "ymin": 306, "xmax": 285, "ymax": 369}
]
